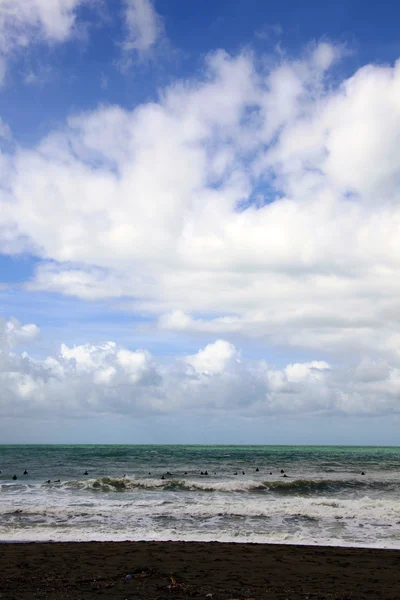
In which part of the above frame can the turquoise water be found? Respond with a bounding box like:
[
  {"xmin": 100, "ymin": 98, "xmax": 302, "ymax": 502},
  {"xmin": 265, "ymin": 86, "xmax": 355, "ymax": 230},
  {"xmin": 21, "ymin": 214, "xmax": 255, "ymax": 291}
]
[{"xmin": 1, "ymin": 445, "xmax": 400, "ymax": 547}]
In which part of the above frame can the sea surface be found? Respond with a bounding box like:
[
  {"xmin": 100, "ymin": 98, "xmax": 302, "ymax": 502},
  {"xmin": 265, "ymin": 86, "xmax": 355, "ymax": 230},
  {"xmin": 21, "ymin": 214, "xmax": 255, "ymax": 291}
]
[{"xmin": 1, "ymin": 445, "xmax": 400, "ymax": 548}]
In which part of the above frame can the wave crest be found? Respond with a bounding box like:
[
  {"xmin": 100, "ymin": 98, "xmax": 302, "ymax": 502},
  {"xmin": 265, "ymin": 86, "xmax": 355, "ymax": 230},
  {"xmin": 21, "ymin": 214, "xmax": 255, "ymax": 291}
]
[{"xmin": 39, "ymin": 476, "xmax": 398, "ymax": 495}]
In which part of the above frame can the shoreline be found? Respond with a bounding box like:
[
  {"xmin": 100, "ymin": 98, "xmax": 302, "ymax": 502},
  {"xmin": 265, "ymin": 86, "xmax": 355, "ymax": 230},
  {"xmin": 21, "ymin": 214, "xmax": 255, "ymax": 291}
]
[
  {"xmin": 1, "ymin": 536, "xmax": 400, "ymax": 550},
  {"xmin": 1, "ymin": 540, "xmax": 400, "ymax": 599}
]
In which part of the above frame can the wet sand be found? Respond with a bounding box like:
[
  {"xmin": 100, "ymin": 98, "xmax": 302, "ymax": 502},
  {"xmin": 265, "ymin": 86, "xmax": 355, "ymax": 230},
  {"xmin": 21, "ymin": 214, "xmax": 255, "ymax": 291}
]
[{"xmin": 0, "ymin": 541, "xmax": 399, "ymax": 599}]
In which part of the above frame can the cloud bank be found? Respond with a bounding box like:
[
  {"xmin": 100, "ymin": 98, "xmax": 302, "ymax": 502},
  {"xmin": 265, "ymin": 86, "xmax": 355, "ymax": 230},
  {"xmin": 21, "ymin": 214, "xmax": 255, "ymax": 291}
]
[
  {"xmin": 0, "ymin": 41, "xmax": 400, "ymax": 374},
  {"xmin": 1, "ymin": 318, "xmax": 400, "ymax": 419}
]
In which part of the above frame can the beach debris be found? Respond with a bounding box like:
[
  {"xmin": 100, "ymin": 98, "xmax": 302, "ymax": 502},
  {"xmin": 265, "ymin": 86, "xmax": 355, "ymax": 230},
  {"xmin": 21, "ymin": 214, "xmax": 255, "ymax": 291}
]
[
  {"xmin": 125, "ymin": 567, "xmax": 153, "ymax": 580},
  {"xmin": 89, "ymin": 576, "xmax": 116, "ymax": 591},
  {"xmin": 134, "ymin": 567, "xmax": 153, "ymax": 578},
  {"xmin": 166, "ymin": 572, "xmax": 187, "ymax": 593}
]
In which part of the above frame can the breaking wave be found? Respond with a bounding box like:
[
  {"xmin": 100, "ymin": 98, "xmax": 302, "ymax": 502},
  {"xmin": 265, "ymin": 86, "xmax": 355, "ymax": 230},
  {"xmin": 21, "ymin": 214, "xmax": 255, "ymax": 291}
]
[{"xmin": 37, "ymin": 476, "xmax": 400, "ymax": 496}]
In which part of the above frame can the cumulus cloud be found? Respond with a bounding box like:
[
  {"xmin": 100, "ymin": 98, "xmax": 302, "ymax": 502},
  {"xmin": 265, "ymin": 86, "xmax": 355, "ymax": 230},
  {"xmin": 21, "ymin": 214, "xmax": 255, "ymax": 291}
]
[
  {"xmin": 1, "ymin": 43, "xmax": 400, "ymax": 363},
  {"xmin": 185, "ymin": 340, "xmax": 239, "ymax": 375},
  {"xmin": 0, "ymin": 0, "xmax": 85, "ymax": 84},
  {"xmin": 1, "ymin": 318, "xmax": 400, "ymax": 419},
  {"xmin": 122, "ymin": 0, "xmax": 164, "ymax": 55},
  {"xmin": 0, "ymin": 316, "xmax": 40, "ymax": 348}
]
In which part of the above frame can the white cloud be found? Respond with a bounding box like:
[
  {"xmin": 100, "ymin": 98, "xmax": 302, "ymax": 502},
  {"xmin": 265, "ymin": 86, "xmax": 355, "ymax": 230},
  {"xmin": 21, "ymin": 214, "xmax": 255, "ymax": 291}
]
[
  {"xmin": 0, "ymin": 316, "xmax": 40, "ymax": 348},
  {"xmin": 284, "ymin": 361, "xmax": 330, "ymax": 383},
  {"xmin": 123, "ymin": 0, "xmax": 163, "ymax": 54},
  {"xmin": 59, "ymin": 341, "xmax": 118, "ymax": 373},
  {"xmin": 185, "ymin": 340, "xmax": 239, "ymax": 375},
  {"xmin": 1, "ymin": 318, "xmax": 400, "ymax": 419},
  {"xmin": 1, "ymin": 43, "xmax": 400, "ymax": 364},
  {"xmin": 0, "ymin": 0, "xmax": 85, "ymax": 84}
]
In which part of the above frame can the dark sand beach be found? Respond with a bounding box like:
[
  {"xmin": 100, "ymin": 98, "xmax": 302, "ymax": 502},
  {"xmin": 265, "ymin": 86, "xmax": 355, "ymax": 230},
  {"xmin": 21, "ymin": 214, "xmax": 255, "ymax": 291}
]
[{"xmin": 1, "ymin": 541, "xmax": 399, "ymax": 599}]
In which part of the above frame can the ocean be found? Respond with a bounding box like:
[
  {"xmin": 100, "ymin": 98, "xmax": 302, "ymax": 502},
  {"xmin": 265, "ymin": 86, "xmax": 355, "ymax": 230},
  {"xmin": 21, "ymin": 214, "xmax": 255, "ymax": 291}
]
[{"xmin": 1, "ymin": 445, "xmax": 399, "ymax": 548}]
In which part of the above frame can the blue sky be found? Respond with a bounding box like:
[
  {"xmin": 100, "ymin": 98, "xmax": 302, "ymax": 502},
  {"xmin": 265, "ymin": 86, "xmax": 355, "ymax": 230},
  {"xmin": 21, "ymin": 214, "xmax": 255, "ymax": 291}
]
[
  {"xmin": 1, "ymin": 0, "xmax": 400, "ymax": 444},
  {"xmin": 2, "ymin": 0, "xmax": 400, "ymax": 144}
]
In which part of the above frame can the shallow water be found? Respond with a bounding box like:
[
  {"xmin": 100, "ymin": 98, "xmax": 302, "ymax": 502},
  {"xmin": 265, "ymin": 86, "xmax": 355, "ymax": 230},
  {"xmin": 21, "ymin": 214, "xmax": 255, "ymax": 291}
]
[{"xmin": 1, "ymin": 445, "xmax": 400, "ymax": 547}]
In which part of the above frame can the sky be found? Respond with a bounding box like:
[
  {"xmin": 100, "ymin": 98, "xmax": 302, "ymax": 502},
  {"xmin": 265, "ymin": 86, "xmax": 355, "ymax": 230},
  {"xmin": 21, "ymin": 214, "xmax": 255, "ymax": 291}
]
[{"xmin": 1, "ymin": 0, "xmax": 400, "ymax": 445}]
